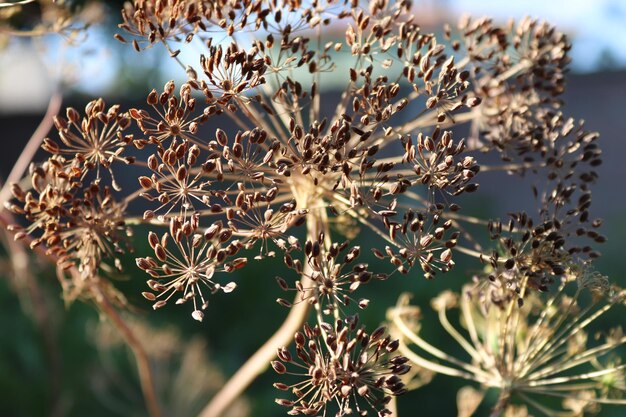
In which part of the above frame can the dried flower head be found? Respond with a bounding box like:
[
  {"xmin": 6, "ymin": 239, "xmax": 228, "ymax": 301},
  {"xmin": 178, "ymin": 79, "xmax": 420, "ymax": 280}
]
[
  {"xmin": 131, "ymin": 81, "xmax": 212, "ymax": 146},
  {"xmin": 117, "ymin": 0, "xmax": 214, "ymax": 50},
  {"xmin": 273, "ymin": 315, "xmax": 409, "ymax": 416},
  {"xmin": 7, "ymin": 155, "xmax": 81, "ymax": 247},
  {"xmin": 4, "ymin": 2, "xmax": 621, "ymax": 416},
  {"xmin": 278, "ymin": 236, "xmax": 383, "ymax": 314},
  {"xmin": 8, "ymin": 160, "xmax": 131, "ymax": 302},
  {"xmin": 482, "ymin": 207, "xmax": 605, "ymax": 307},
  {"xmin": 136, "ymin": 213, "xmax": 243, "ymax": 321},
  {"xmin": 55, "ymin": 183, "xmax": 131, "ymax": 278},
  {"xmin": 390, "ymin": 269, "xmax": 626, "ymax": 416},
  {"xmin": 138, "ymin": 139, "xmax": 214, "ymax": 220},
  {"xmin": 43, "ymin": 98, "xmax": 134, "ymax": 190},
  {"xmin": 374, "ymin": 206, "xmax": 459, "ymax": 279}
]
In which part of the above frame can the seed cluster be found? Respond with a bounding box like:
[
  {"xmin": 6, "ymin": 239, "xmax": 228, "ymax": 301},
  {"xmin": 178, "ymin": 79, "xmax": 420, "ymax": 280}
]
[
  {"xmin": 136, "ymin": 213, "xmax": 242, "ymax": 321},
  {"xmin": 374, "ymin": 206, "xmax": 458, "ymax": 279},
  {"xmin": 278, "ymin": 235, "xmax": 384, "ymax": 314},
  {"xmin": 7, "ymin": 100, "xmax": 134, "ymax": 303},
  {"xmin": 273, "ymin": 316, "xmax": 409, "ymax": 416},
  {"xmin": 390, "ymin": 272, "xmax": 626, "ymax": 416}
]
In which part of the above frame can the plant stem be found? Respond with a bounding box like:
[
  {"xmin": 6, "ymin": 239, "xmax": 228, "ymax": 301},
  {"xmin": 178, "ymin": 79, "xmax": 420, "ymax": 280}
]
[
  {"xmin": 1, "ymin": 208, "xmax": 164, "ymax": 417},
  {"xmin": 388, "ymin": 396, "xmax": 398, "ymax": 416},
  {"xmin": 1, "ymin": 227, "xmax": 64, "ymax": 417},
  {"xmin": 0, "ymin": 0, "xmax": 35, "ymax": 8},
  {"xmin": 198, "ymin": 214, "xmax": 319, "ymax": 417},
  {"xmin": 0, "ymin": 92, "xmax": 62, "ymax": 205},
  {"xmin": 489, "ymin": 390, "xmax": 510, "ymax": 417},
  {"xmin": 197, "ymin": 289, "xmax": 312, "ymax": 417},
  {"xmin": 92, "ymin": 283, "xmax": 164, "ymax": 417}
]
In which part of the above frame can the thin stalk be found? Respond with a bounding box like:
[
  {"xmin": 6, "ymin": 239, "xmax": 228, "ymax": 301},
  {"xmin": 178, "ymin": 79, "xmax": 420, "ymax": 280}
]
[
  {"xmin": 392, "ymin": 303, "xmax": 491, "ymax": 382},
  {"xmin": 488, "ymin": 390, "xmax": 511, "ymax": 417},
  {"xmin": 525, "ymin": 300, "xmax": 609, "ymax": 376},
  {"xmin": 521, "ymin": 388, "xmax": 626, "ymax": 405},
  {"xmin": 397, "ymin": 341, "xmax": 478, "ymax": 382},
  {"xmin": 0, "ymin": 92, "xmax": 63, "ymax": 204},
  {"xmin": 92, "ymin": 283, "xmax": 164, "ymax": 417},
  {"xmin": 527, "ymin": 336, "xmax": 626, "ymax": 381},
  {"xmin": 437, "ymin": 308, "xmax": 482, "ymax": 364},
  {"xmin": 478, "ymin": 161, "xmax": 544, "ymax": 172},
  {"xmin": 161, "ymin": 39, "xmax": 187, "ymax": 71},
  {"xmin": 523, "ymin": 364, "xmax": 626, "ymax": 388},
  {"xmin": 516, "ymin": 282, "xmax": 569, "ymax": 375},
  {"xmin": 236, "ymin": 97, "xmax": 280, "ymax": 140},
  {"xmin": 2, "ymin": 228, "xmax": 64, "ymax": 417},
  {"xmin": 0, "ymin": 0, "xmax": 35, "ymax": 8},
  {"xmin": 460, "ymin": 292, "xmax": 495, "ymax": 369},
  {"xmin": 1, "ymin": 208, "xmax": 163, "ymax": 417},
  {"xmin": 517, "ymin": 392, "xmax": 571, "ymax": 417},
  {"xmin": 198, "ymin": 212, "xmax": 320, "ymax": 417},
  {"xmin": 388, "ymin": 395, "xmax": 398, "ymax": 416}
]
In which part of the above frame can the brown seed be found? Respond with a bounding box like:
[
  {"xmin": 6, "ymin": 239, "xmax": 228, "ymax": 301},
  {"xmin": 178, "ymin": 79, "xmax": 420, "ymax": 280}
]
[{"xmin": 142, "ymin": 292, "xmax": 156, "ymax": 301}]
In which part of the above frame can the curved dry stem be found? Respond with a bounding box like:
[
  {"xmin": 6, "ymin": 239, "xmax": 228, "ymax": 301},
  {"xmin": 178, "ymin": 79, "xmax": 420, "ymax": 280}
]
[
  {"xmin": 0, "ymin": 0, "xmax": 34, "ymax": 8},
  {"xmin": 91, "ymin": 283, "xmax": 164, "ymax": 417},
  {"xmin": 198, "ymin": 214, "xmax": 320, "ymax": 417},
  {"xmin": 0, "ymin": 92, "xmax": 63, "ymax": 204},
  {"xmin": 197, "ymin": 281, "xmax": 312, "ymax": 417},
  {"xmin": 392, "ymin": 297, "xmax": 488, "ymax": 382},
  {"xmin": 1, "ymin": 226, "xmax": 64, "ymax": 417},
  {"xmin": 1, "ymin": 207, "xmax": 164, "ymax": 417}
]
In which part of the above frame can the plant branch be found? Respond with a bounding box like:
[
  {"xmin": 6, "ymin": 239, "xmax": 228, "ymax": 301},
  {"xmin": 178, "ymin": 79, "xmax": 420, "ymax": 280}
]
[
  {"xmin": 0, "ymin": 92, "xmax": 62, "ymax": 205},
  {"xmin": 197, "ymin": 285, "xmax": 312, "ymax": 417},
  {"xmin": 489, "ymin": 390, "xmax": 510, "ymax": 417},
  {"xmin": 1, "ymin": 227, "xmax": 64, "ymax": 417},
  {"xmin": 198, "ymin": 214, "xmax": 320, "ymax": 417},
  {"xmin": 91, "ymin": 283, "xmax": 164, "ymax": 417},
  {"xmin": 0, "ymin": 0, "xmax": 34, "ymax": 9},
  {"xmin": 0, "ymin": 211, "xmax": 164, "ymax": 417}
]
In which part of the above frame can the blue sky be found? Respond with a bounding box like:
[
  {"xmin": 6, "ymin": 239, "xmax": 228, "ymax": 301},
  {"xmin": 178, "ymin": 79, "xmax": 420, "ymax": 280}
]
[
  {"xmin": 450, "ymin": 0, "xmax": 626, "ymax": 71},
  {"xmin": 1, "ymin": 0, "xmax": 625, "ymax": 111}
]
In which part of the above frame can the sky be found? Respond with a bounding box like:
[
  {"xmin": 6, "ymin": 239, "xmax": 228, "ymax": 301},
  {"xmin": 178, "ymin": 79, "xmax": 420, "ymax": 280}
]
[
  {"xmin": 1, "ymin": 0, "xmax": 625, "ymax": 112},
  {"xmin": 450, "ymin": 0, "xmax": 626, "ymax": 71}
]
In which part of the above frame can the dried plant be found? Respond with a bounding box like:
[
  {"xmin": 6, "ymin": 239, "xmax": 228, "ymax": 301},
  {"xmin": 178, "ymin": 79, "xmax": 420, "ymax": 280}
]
[
  {"xmin": 390, "ymin": 267, "xmax": 625, "ymax": 416},
  {"xmin": 2, "ymin": 1, "xmax": 624, "ymax": 417}
]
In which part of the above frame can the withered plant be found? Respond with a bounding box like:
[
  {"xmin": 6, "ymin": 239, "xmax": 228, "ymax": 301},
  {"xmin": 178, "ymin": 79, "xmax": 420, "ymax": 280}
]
[{"xmin": 2, "ymin": 1, "xmax": 625, "ymax": 417}]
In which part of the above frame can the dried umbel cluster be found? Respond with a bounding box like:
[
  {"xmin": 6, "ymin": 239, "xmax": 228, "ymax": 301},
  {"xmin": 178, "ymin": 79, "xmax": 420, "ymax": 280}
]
[
  {"xmin": 4, "ymin": 0, "xmax": 623, "ymax": 416},
  {"xmin": 389, "ymin": 268, "xmax": 626, "ymax": 416},
  {"xmin": 272, "ymin": 315, "xmax": 409, "ymax": 416},
  {"xmin": 277, "ymin": 235, "xmax": 385, "ymax": 314},
  {"xmin": 136, "ymin": 212, "xmax": 242, "ymax": 321},
  {"xmin": 7, "ymin": 99, "xmax": 134, "ymax": 301}
]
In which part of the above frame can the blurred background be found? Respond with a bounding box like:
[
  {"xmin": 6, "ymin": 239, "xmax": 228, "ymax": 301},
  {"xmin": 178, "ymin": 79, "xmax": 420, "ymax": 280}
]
[{"xmin": 1, "ymin": 1, "xmax": 625, "ymax": 416}]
